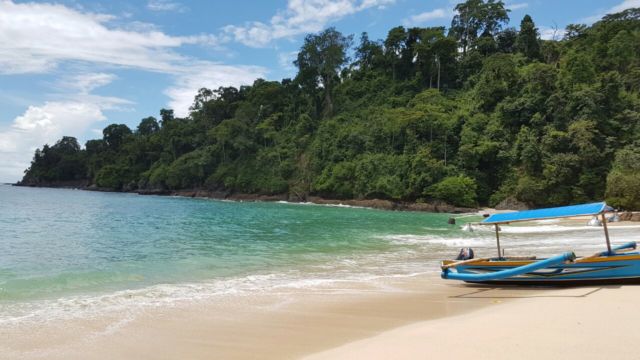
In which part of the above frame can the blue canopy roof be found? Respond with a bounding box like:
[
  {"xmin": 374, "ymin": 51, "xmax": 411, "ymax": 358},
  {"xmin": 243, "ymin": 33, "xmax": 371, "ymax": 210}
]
[{"xmin": 482, "ymin": 202, "xmax": 611, "ymax": 224}]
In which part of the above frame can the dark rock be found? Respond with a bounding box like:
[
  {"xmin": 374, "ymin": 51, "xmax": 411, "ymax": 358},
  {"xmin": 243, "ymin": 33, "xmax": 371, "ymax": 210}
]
[
  {"xmin": 403, "ymin": 202, "xmax": 438, "ymax": 212},
  {"xmin": 619, "ymin": 212, "xmax": 633, "ymax": 221},
  {"xmin": 495, "ymin": 197, "xmax": 529, "ymax": 211},
  {"xmin": 137, "ymin": 189, "xmax": 171, "ymax": 196}
]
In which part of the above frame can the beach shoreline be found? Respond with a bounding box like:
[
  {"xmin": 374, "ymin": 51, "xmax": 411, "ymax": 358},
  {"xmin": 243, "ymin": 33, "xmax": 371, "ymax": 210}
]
[
  {"xmin": 5, "ymin": 273, "xmax": 640, "ymax": 360},
  {"xmin": 9, "ymin": 183, "xmax": 480, "ymax": 214},
  {"xmin": 306, "ymin": 284, "xmax": 640, "ymax": 360},
  {"xmin": 12, "ymin": 184, "xmax": 640, "ymax": 219},
  {"xmin": 0, "ymin": 274, "xmax": 503, "ymax": 360},
  {"xmin": 3, "ymin": 185, "xmax": 640, "ymax": 359}
]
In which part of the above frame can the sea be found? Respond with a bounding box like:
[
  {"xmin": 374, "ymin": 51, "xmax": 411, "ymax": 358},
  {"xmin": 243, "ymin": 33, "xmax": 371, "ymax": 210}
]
[{"xmin": 1, "ymin": 184, "xmax": 639, "ymax": 325}]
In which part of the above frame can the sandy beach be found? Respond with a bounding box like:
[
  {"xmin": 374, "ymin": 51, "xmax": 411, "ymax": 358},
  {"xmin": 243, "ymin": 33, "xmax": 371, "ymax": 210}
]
[
  {"xmin": 4, "ymin": 272, "xmax": 640, "ymax": 359},
  {"xmin": 307, "ymin": 284, "xmax": 640, "ymax": 360},
  {"xmin": 2, "ymin": 189, "xmax": 639, "ymax": 360}
]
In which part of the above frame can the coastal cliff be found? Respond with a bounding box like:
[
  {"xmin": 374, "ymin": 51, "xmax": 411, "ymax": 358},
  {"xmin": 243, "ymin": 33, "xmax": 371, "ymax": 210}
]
[{"xmin": 18, "ymin": 8, "xmax": 640, "ymax": 211}]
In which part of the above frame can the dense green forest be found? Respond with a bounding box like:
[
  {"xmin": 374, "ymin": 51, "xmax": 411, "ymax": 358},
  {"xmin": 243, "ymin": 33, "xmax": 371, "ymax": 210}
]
[{"xmin": 20, "ymin": 1, "xmax": 640, "ymax": 209}]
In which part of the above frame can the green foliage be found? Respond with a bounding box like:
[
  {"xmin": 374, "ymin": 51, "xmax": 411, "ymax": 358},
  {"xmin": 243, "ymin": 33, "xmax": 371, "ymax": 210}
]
[
  {"xmin": 20, "ymin": 137, "xmax": 86, "ymax": 184},
  {"xmin": 428, "ymin": 176, "xmax": 478, "ymax": 207},
  {"xmin": 516, "ymin": 15, "xmax": 542, "ymax": 61},
  {"xmin": 295, "ymin": 27, "xmax": 353, "ymax": 117},
  {"xmin": 20, "ymin": 6, "xmax": 640, "ymax": 209},
  {"xmin": 450, "ymin": 0, "xmax": 510, "ymax": 55},
  {"xmin": 103, "ymin": 124, "xmax": 132, "ymax": 149},
  {"xmin": 95, "ymin": 165, "xmax": 129, "ymax": 190},
  {"xmin": 606, "ymin": 146, "xmax": 640, "ymax": 209},
  {"xmin": 314, "ymin": 154, "xmax": 410, "ymax": 200},
  {"xmin": 164, "ymin": 148, "xmax": 214, "ymax": 189},
  {"xmin": 137, "ymin": 117, "xmax": 160, "ymax": 135},
  {"xmin": 472, "ymin": 53, "xmax": 518, "ymax": 111}
]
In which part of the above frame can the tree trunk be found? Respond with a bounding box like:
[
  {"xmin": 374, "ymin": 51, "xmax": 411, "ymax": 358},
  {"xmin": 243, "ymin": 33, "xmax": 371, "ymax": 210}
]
[
  {"xmin": 437, "ymin": 55, "xmax": 441, "ymax": 91},
  {"xmin": 322, "ymin": 75, "xmax": 333, "ymax": 118}
]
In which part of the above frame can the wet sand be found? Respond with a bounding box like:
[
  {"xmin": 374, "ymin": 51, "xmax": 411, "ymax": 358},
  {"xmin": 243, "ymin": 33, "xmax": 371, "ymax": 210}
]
[
  {"xmin": 6, "ymin": 274, "xmax": 638, "ymax": 360},
  {"xmin": 2, "ymin": 275, "xmax": 498, "ymax": 359}
]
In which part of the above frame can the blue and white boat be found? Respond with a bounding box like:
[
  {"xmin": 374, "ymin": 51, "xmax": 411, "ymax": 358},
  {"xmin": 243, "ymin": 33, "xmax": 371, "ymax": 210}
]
[{"xmin": 441, "ymin": 202, "xmax": 640, "ymax": 286}]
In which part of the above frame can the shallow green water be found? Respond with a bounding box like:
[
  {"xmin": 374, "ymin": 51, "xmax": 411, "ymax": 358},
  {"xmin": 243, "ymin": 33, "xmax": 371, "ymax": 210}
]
[
  {"xmin": 0, "ymin": 185, "xmax": 461, "ymax": 304},
  {"xmin": 2, "ymin": 185, "xmax": 639, "ymax": 323}
]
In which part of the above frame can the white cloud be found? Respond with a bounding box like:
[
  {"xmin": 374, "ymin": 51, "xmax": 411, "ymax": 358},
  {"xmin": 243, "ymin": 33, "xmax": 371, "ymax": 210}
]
[
  {"xmin": 507, "ymin": 2, "xmax": 528, "ymax": 10},
  {"xmin": 402, "ymin": 8, "xmax": 449, "ymax": 26},
  {"xmin": 223, "ymin": 0, "xmax": 396, "ymax": 47},
  {"xmin": 0, "ymin": 1, "xmax": 267, "ymax": 117},
  {"xmin": 610, "ymin": 0, "xmax": 640, "ymax": 13},
  {"xmin": 581, "ymin": 0, "xmax": 640, "ymax": 24},
  {"xmin": 0, "ymin": 72, "xmax": 131, "ymax": 182},
  {"xmin": 165, "ymin": 62, "xmax": 267, "ymax": 117},
  {"xmin": 147, "ymin": 0, "xmax": 187, "ymax": 12},
  {"xmin": 278, "ymin": 51, "xmax": 299, "ymax": 74},
  {"xmin": 539, "ymin": 26, "xmax": 565, "ymax": 41},
  {"xmin": 11, "ymin": 102, "xmax": 105, "ymax": 134},
  {"xmin": 59, "ymin": 73, "xmax": 118, "ymax": 94},
  {"xmin": 0, "ymin": 101, "xmax": 106, "ymax": 182},
  {"xmin": 0, "ymin": 0, "xmax": 215, "ymax": 75}
]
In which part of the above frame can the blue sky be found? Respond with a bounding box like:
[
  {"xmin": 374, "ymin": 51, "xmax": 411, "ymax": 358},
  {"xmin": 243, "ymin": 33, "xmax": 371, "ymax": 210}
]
[{"xmin": 0, "ymin": 0, "xmax": 637, "ymax": 182}]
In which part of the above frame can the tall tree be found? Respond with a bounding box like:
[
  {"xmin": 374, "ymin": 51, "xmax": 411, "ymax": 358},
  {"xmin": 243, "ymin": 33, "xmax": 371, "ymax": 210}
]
[
  {"xmin": 516, "ymin": 15, "xmax": 542, "ymax": 61},
  {"xmin": 159, "ymin": 109, "xmax": 174, "ymax": 126},
  {"xmin": 496, "ymin": 27, "xmax": 518, "ymax": 53},
  {"xmin": 384, "ymin": 26, "xmax": 407, "ymax": 80},
  {"xmin": 450, "ymin": 0, "xmax": 510, "ymax": 55},
  {"xmin": 103, "ymin": 124, "xmax": 132, "ymax": 150},
  {"xmin": 137, "ymin": 117, "xmax": 160, "ymax": 135},
  {"xmin": 295, "ymin": 27, "xmax": 353, "ymax": 118},
  {"xmin": 354, "ymin": 32, "xmax": 384, "ymax": 71},
  {"xmin": 414, "ymin": 27, "xmax": 457, "ymax": 89}
]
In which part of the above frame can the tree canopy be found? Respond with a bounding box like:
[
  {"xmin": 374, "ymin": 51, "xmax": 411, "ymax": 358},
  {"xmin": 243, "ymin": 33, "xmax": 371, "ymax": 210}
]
[{"xmin": 21, "ymin": 2, "xmax": 640, "ymax": 209}]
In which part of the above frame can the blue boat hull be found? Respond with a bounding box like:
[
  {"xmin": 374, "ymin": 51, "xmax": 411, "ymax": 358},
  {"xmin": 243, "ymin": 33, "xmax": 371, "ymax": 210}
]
[{"xmin": 451, "ymin": 253, "xmax": 640, "ymax": 286}]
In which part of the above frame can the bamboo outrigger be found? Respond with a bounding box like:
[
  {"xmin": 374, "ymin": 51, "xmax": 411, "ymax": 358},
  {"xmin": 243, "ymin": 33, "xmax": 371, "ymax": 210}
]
[{"xmin": 441, "ymin": 202, "xmax": 640, "ymax": 286}]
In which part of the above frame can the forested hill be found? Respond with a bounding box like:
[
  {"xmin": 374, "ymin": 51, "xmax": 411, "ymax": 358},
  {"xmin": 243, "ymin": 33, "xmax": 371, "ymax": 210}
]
[{"xmin": 20, "ymin": 2, "xmax": 640, "ymax": 210}]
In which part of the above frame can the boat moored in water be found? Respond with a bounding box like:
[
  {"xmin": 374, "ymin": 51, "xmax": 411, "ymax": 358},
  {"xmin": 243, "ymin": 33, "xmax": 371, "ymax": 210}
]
[{"xmin": 441, "ymin": 202, "xmax": 640, "ymax": 286}]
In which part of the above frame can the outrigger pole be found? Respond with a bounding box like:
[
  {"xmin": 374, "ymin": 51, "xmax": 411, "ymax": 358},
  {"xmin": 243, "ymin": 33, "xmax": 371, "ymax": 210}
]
[
  {"xmin": 495, "ymin": 224, "xmax": 501, "ymax": 258},
  {"xmin": 601, "ymin": 212, "xmax": 612, "ymax": 253}
]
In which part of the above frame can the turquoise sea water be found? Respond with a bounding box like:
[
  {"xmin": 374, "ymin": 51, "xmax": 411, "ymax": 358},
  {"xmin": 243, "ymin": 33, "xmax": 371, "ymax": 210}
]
[
  {"xmin": 2, "ymin": 185, "xmax": 639, "ymax": 323},
  {"xmin": 0, "ymin": 185, "xmax": 464, "ymax": 320}
]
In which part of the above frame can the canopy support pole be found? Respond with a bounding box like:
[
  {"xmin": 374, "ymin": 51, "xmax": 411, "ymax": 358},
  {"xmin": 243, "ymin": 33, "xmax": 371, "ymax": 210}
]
[
  {"xmin": 601, "ymin": 213, "xmax": 612, "ymax": 254},
  {"xmin": 495, "ymin": 224, "xmax": 502, "ymax": 258}
]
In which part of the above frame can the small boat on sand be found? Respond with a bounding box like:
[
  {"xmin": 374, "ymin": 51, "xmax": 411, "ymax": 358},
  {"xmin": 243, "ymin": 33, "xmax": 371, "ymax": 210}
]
[{"xmin": 441, "ymin": 202, "xmax": 640, "ymax": 286}]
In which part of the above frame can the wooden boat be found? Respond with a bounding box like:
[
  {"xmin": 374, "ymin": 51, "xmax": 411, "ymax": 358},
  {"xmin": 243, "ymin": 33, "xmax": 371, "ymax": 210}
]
[{"xmin": 441, "ymin": 202, "xmax": 640, "ymax": 286}]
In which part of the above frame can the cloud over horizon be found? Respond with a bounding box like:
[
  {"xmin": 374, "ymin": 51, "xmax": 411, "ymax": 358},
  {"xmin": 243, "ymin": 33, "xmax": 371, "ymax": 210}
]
[
  {"xmin": 223, "ymin": 0, "xmax": 395, "ymax": 47},
  {"xmin": 0, "ymin": 0, "xmax": 268, "ymax": 181}
]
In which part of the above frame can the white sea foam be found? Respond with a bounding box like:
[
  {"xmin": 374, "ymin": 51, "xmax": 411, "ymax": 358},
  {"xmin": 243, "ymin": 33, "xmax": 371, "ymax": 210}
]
[
  {"xmin": 275, "ymin": 200, "xmax": 367, "ymax": 209},
  {"xmin": 0, "ymin": 264, "xmax": 436, "ymax": 327},
  {"xmin": 422, "ymin": 226, "xmax": 454, "ymax": 231},
  {"xmin": 3, "ymin": 215, "xmax": 637, "ymax": 329},
  {"xmin": 381, "ymin": 234, "xmax": 491, "ymax": 247},
  {"xmin": 381, "ymin": 224, "xmax": 640, "ymax": 256}
]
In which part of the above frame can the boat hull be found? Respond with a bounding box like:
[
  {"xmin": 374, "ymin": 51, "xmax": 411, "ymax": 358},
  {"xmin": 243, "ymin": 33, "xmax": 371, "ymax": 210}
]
[
  {"xmin": 464, "ymin": 276, "xmax": 640, "ymax": 286},
  {"xmin": 448, "ymin": 253, "xmax": 640, "ymax": 286}
]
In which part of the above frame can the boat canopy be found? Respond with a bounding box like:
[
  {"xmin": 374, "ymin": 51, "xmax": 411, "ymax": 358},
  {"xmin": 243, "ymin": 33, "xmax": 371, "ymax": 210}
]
[{"xmin": 482, "ymin": 202, "xmax": 613, "ymax": 225}]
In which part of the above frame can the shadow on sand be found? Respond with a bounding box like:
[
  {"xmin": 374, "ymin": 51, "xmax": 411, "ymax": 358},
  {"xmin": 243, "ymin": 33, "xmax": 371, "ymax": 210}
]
[{"xmin": 448, "ymin": 285, "xmax": 627, "ymax": 299}]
